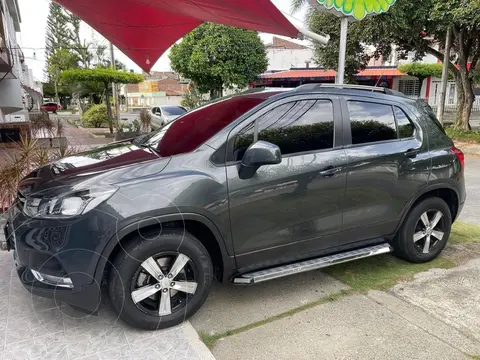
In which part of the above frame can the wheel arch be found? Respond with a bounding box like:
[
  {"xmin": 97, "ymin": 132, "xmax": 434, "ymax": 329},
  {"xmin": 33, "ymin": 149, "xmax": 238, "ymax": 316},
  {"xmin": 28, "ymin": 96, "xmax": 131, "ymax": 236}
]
[
  {"xmin": 395, "ymin": 183, "xmax": 460, "ymax": 236},
  {"xmin": 95, "ymin": 213, "xmax": 235, "ymax": 286}
]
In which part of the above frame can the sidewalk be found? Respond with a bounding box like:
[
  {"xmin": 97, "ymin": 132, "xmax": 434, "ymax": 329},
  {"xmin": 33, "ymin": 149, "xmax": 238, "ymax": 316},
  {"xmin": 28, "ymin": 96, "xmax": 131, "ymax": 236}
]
[
  {"xmin": 59, "ymin": 116, "xmax": 113, "ymax": 151},
  {"xmin": 456, "ymin": 141, "xmax": 480, "ymax": 156},
  {"xmin": 192, "ymin": 253, "xmax": 480, "ymax": 360}
]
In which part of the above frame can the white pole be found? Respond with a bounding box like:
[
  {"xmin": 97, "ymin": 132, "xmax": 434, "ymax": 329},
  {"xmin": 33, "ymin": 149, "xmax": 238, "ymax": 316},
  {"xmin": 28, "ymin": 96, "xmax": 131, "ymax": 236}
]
[
  {"xmin": 109, "ymin": 43, "xmax": 120, "ymax": 127},
  {"xmin": 437, "ymin": 28, "xmax": 452, "ymax": 124},
  {"xmin": 337, "ymin": 17, "xmax": 349, "ymax": 85},
  {"xmin": 295, "ymin": 25, "xmax": 330, "ymax": 45}
]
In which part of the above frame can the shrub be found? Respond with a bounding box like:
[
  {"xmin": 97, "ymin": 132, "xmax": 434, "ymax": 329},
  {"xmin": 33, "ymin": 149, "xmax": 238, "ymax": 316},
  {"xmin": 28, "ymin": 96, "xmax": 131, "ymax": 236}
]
[
  {"xmin": 445, "ymin": 127, "xmax": 480, "ymax": 143},
  {"xmin": 81, "ymin": 104, "xmax": 108, "ymax": 128},
  {"xmin": 0, "ymin": 137, "xmax": 78, "ymax": 211}
]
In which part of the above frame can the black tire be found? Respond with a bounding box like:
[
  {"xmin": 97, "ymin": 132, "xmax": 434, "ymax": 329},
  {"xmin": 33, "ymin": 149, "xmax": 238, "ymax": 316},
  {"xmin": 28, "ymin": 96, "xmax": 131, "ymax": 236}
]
[
  {"xmin": 108, "ymin": 229, "xmax": 213, "ymax": 330},
  {"xmin": 393, "ymin": 197, "xmax": 452, "ymax": 263}
]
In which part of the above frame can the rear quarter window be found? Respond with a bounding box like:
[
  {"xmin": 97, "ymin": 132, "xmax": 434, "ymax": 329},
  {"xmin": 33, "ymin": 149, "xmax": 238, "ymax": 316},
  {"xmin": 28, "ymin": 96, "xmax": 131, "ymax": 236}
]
[{"xmin": 416, "ymin": 100, "xmax": 446, "ymax": 134}]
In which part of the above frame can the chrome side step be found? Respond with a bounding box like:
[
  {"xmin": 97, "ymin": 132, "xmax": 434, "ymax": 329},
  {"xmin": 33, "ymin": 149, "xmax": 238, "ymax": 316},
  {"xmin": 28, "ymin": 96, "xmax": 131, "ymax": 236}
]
[{"xmin": 233, "ymin": 243, "xmax": 392, "ymax": 284}]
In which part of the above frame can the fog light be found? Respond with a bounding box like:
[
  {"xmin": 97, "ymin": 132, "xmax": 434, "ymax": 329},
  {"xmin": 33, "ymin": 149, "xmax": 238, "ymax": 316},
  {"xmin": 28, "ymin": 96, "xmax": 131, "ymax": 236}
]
[{"xmin": 30, "ymin": 269, "xmax": 73, "ymax": 289}]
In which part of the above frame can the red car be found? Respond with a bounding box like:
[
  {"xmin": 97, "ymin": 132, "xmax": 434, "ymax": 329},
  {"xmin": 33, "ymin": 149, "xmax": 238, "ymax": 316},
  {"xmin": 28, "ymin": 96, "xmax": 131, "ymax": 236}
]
[{"xmin": 40, "ymin": 102, "xmax": 62, "ymax": 113}]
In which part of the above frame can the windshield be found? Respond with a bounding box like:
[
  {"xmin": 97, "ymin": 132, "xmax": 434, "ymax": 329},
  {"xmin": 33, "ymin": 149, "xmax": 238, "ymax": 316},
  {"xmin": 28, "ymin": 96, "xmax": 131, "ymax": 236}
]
[
  {"xmin": 143, "ymin": 122, "xmax": 175, "ymax": 146},
  {"xmin": 140, "ymin": 90, "xmax": 281, "ymax": 157},
  {"xmin": 162, "ymin": 106, "xmax": 187, "ymax": 116}
]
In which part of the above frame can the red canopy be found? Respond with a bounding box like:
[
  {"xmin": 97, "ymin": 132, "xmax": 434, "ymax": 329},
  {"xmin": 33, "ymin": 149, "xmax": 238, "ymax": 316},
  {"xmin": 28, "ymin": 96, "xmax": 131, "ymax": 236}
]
[{"xmin": 55, "ymin": 0, "xmax": 299, "ymax": 72}]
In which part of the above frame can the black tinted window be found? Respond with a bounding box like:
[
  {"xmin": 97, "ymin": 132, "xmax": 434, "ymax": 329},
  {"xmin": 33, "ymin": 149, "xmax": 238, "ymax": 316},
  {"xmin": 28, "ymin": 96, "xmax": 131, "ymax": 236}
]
[
  {"xmin": 162, "ymin": 106, "xmax": 187, "ymax": 116},
  {"xmin": 394, "ymin": 107, "xmax": 415, "ymax": 138},
  {"xmin": 233, "ymin": 100, "xmax": 334, "ymax": 160},
  {"xmin": 348, "ymin": 101, "xmax": 396, "ymax": 145}
]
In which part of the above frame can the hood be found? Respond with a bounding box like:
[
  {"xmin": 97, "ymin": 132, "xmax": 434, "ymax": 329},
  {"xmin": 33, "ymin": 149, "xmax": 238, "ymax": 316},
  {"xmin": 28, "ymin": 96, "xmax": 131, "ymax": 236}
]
[{"xmin": 18, "ymin": 140, "xmax": 169, "ymax": 197}]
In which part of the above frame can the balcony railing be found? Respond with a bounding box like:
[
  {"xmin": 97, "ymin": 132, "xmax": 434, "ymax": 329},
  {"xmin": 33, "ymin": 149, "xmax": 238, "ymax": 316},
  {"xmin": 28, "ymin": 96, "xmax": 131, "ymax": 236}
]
[{"xmin": 0, "ymin": 34, "xmax": 11, "ymax": 68}]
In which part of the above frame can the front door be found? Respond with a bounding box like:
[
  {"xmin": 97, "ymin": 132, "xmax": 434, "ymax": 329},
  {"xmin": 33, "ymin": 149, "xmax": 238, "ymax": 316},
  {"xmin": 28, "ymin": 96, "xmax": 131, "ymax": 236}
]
[{"xmin": 225, "ymin": 95, "xmax": 347, "ymax": 270}]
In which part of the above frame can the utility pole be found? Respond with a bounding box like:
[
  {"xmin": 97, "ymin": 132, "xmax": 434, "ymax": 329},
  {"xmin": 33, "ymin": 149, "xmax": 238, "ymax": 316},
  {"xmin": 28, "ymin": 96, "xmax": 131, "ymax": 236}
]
[
  {"xmin": 109, "ymin": 42, "xmax": 121, "ymax": 128},
  {"xmin": 437, "ymin": 28, "xmax": 452, "ymax": 124}
]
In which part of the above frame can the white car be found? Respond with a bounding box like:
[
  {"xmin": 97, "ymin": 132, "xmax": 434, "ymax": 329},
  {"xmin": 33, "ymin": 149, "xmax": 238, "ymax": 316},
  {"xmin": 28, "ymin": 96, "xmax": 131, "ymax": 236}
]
[{"xmin": 150, "ymin": 105, "xmax": 187, "ymax": 128}]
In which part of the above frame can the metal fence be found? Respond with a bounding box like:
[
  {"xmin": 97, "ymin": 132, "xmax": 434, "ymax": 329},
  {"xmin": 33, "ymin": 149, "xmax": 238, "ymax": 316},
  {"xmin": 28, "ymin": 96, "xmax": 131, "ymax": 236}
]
[{"xmin": 408, "ymin": 96, "xmax": 480, "ymax": 113}]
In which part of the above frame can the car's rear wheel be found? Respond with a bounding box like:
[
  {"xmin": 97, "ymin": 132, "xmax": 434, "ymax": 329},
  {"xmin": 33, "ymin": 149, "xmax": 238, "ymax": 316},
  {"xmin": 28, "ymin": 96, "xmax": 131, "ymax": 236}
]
[
  {"xmin": 108, "ymin": 230, "xmax": 213, "ymax": 330},
  {"xmin": 393, "ymin": 197, "xmax": 452, "ymax": 263}
]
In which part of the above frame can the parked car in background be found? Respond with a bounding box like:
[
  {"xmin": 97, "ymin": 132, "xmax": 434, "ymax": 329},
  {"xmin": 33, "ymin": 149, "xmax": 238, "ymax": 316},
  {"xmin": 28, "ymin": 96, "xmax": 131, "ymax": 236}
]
[
  {"xmin": 150, "ymin": 105, "xmax": 187, "ymax": 128},
  {"xmin": 4, "ymin": 85, "xmax": 465, "ymax": 330},
  {"xmin": 40, "ymin": 102, "xmax": 62, "ymax": 113}
]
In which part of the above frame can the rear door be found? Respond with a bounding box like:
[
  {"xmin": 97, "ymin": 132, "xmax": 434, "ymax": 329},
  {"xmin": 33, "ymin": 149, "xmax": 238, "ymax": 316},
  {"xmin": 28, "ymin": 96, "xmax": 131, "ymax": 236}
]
[
  {"xmin": 341, "ymin": 98, "xmax": 430, "ymax": 243},
  {"xmin": 225, "ymin": 94, "xmax": 348, "ymax": 270}
]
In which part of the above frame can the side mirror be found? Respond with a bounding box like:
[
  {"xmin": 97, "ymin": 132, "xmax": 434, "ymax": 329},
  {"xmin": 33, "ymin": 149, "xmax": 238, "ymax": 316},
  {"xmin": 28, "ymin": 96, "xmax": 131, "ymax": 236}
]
[
  {"xmin": 156, "ymin": 112, "xmax": 161, "ymax": 116},
  {"xmin": 239, "ymin": 141, "xmax": 281, "ymax": 180}
]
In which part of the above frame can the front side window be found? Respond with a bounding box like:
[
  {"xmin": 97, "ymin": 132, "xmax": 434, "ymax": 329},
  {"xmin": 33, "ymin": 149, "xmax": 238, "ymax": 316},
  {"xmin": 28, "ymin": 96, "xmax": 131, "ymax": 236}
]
[
  {"xmin": 233, "ymin": 100, "xmax": 334, "ymax": 161},
  {"xmin": 348, "ymin": 101, "xmax": 397, "ymax": 145}
]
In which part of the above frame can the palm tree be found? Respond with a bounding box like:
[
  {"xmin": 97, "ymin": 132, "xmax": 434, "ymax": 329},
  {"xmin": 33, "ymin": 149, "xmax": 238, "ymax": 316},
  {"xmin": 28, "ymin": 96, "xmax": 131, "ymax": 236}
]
[{"xmin": 290, "ymin": 0, "xmax": 309, "ymax": 14}]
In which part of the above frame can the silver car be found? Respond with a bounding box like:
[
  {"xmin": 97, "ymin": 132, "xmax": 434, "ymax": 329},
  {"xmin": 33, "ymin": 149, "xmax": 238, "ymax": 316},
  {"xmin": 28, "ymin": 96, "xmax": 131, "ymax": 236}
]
[{"xmin": 150, "ymin": 105, "xmax": 187, "ymax": 128}]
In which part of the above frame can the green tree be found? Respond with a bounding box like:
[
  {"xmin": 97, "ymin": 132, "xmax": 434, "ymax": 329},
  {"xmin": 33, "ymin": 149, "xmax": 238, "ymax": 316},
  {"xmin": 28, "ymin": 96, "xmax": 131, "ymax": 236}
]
[
  {"xmin": 44, "ymin": 3, "xmax": 75, "ymax": 103},
  {"xmin": 169, "ymin": 23, "xmax": 268, "ymax": 99},
  {"xmin": 292, "ymin": 0, "xmax": 480, "ymax": 129},
  {"xmin": 61, "ymin": 68, "xmax": 143, "ymax": 133},
  {"xmin": 308, "ymin": 12, "xmax": 382, "ymax": 83},
  {"xmin": 45, "ymin": 3, "xmax": 71, "ymax": 61},
  {"xmin": 48, "ymin": 49, "xmax": 79, "ymax": 104}
]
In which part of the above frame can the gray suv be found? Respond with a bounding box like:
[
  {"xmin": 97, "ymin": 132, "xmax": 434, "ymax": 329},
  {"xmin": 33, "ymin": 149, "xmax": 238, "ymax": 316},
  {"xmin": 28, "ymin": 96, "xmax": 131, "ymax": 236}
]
[{"xmin": 4, "ymin": 85, "xmax": 465, "ymax": 330}]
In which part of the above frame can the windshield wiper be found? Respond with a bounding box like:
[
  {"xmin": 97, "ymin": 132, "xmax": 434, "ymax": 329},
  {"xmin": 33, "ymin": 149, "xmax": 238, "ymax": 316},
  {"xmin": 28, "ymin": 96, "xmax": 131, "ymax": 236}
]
[{"xmin": 140, "ymin": 143, "xmax": 161, "ymax": 157}]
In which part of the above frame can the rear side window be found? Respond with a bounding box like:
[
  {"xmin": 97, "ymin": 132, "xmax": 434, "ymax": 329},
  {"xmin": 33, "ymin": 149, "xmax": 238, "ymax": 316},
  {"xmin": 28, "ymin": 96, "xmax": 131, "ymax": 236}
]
[
  {"xmin": 233, "ymin": 100, "xmax": 334, "ymax": 160},
  {"xmin": 417, "ymin": 100, "xmax": 446, "ymax": 134},
  {"xmin": 348, "ymin": 101, "xmax": 397, "ymax": 145},
  {"xmin": 394, "ymin": 107, "xmax": 415, "ymax": 138}
]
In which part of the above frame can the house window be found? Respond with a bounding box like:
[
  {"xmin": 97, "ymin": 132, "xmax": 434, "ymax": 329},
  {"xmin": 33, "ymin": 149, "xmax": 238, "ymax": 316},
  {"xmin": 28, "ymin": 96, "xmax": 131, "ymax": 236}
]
[
  {"xmin": 448, "ymin": 83, "xmax": 455, "ymax": 105},
  {"xmin": 398, "ymin": 79, "xmax": 420, "ymax": 97}
]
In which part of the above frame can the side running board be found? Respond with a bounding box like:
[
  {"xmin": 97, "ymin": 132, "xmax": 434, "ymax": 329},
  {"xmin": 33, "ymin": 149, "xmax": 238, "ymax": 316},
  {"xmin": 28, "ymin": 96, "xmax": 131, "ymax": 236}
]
[{"xmin": 233, "ymin": 243, "xmax": 392, "ymax": 284}]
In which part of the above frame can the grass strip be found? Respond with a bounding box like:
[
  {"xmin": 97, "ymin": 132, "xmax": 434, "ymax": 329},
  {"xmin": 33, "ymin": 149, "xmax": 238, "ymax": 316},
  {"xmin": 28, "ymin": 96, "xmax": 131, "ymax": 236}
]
[
  {"xmin": 199, "ymin": 221, "xmax": 480, "ymax": 348},
  {"xmin": 198, "ymin": 289, "xmax": 352, "ymax": 349}
]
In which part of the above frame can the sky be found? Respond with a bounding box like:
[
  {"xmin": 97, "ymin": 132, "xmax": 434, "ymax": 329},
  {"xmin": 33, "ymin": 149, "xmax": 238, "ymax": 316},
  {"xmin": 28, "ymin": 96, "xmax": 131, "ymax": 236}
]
[{"xmin": 16, "ymin": 0, "xmax": 308, "ymax": 82}]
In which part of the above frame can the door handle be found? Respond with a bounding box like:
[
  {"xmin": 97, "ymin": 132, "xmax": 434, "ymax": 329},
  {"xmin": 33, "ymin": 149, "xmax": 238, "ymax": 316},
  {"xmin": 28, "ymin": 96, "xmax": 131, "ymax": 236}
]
[
  {"xmin": 319, "ymin": 166, "xmax": 342, "ymax": 178},
  {"xmin": 404, "ymin": 148, "xmax": 420, "ymax": 158}
]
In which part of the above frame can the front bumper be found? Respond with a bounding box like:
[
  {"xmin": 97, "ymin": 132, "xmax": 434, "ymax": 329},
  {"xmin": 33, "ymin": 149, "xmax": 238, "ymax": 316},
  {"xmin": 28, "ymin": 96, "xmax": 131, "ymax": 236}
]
[{"xmin": 2, "ymin": 204, "xmax": 116, "ymax": 312}]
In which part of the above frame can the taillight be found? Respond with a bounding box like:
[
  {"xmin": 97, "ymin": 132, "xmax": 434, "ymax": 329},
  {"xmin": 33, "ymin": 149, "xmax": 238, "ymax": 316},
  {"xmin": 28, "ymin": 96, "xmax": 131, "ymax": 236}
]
[{"xmin": 450, "ymin": 147, "xmax": 464, "ymax": 169}]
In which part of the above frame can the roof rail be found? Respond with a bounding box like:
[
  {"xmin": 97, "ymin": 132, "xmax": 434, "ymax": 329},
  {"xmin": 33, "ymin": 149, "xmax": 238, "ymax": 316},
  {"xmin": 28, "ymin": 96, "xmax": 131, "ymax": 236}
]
[{"xmin": 295, "ymin": 83, "xmax": 404, "ymax": 96}]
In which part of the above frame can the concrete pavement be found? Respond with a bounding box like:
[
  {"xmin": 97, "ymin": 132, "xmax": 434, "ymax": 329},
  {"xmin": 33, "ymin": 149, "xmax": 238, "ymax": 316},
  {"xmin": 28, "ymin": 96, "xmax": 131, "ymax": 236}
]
[
  {"xmin": 212, "ymin": 292, "xmax": 478, "ymax": 360},
  {"xmin": 458, "ymin": 156, "xmax": 480, "ymax": 225}
]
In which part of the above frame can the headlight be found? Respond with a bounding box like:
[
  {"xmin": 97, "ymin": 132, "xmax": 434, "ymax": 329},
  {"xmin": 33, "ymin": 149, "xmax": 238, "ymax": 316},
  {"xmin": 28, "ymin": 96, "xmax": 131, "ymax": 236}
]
[{"xmin": 24, "ymin": 186, "xmax": 118, "ymax": 218}]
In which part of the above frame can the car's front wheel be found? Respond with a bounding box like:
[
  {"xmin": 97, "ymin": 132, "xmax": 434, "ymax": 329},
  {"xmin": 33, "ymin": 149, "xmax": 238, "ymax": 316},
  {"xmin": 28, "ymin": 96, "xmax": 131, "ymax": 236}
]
[
  {"xmin": 393, "ymin": 197, "xmax": 452, "ymax": 263},
  {"xmin": 108, "ymin": 230, "xmax": 213, "ymax": 330}
]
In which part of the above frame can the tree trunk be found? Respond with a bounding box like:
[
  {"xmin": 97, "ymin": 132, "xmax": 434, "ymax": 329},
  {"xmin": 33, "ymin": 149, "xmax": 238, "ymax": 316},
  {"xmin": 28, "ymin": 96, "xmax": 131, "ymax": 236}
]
[
  {"xmin": 209, "ymin": 84, "xmax": 223, "ymax": 99},
  {"xmin": 458, "ymin": 66, "xmax": 473, "ymax": 130},
  {"xmin": 454, "ymin": 73, "xmax": 465, "ymax": 127},
  {"xmin": 462, "ymin": 80, "xmax": 474, "ymax": 130},
  {"xmin": 54, "ymin": 80, "xmax": 60, "ymax": 104},
  {"xmin": 105, "ymin": 84, "xmax": 114, "ymax": 134}
]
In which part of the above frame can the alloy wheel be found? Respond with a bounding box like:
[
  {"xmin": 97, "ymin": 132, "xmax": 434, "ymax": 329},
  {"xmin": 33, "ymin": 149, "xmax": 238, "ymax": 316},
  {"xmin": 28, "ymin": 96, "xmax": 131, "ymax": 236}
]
[
  {"xmin": 413, "ymin": 210, "xmax": 445, "ymax": 254},
  {"xmin": 131, "ymin": 252, "xmax": 198, "ymax": 316}
]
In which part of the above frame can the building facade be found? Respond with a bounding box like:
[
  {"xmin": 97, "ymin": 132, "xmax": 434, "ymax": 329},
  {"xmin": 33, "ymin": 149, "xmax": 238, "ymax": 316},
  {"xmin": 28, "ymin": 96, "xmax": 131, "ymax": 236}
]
[
  {"xmin": 121, "ymin": 72, "xmax": 189, "ymax": 110},
  {"xmin": 255, "ymin": 38, "xmax": 479, "ymax": 114},
  {"xmin": 0, "ymin": 0, "xmax": 41, "ymax": 143}
]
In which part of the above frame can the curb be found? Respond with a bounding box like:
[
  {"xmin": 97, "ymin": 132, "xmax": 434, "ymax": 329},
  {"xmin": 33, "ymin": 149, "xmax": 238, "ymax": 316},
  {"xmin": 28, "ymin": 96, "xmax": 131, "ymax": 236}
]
[{"xmin": 181, "ymin": 322, "xmax": 217, "ymax": 360}]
